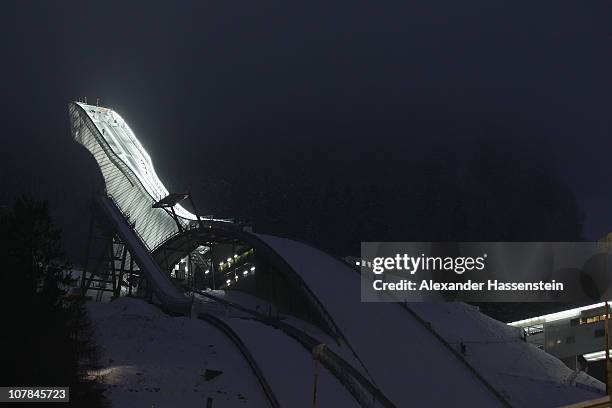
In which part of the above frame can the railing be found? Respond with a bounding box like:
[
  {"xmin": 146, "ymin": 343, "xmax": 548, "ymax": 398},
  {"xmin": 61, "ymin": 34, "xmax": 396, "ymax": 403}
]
[
  {"xmin": 342, "ymin": 250, "xmax": 513, "ymax": 408},
  {"xmin": 98, "ymin": 194, "xmax": 191, "ymax": 315},
  {"xmin": 152, "ymin": 224, "xmax": 370, "ymax": 382},
  {"xmin": 105, "ymin": 193, "xmax": 153, "ymax": 252},
  {"xmin": 104, "ymin": 193, "xmax": 202, "ymax": 255},
  {"xmin": 150, "ymin": 221, "xmax": 201, "ymax": 254},
  {"xmin": 193, "ymin": 289, "xmax": 395, "ymax": 408},
  {"xmin": 198, "ymin": 313, "xmax": 281, "ymax": 408}
]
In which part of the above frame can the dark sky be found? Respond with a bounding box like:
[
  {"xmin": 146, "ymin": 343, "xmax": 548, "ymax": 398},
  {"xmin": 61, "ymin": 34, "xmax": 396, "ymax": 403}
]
[{"xmin": 1, "ymin": 1, "xmax": 612, "ymax": 259}]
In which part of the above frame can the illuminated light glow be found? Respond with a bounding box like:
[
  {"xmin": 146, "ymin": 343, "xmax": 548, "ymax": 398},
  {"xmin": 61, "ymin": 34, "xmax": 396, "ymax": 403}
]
[
  {"xmin": 508, "ymin": 301, "xmax": 611, "ymax": 327},
  {"xmin": 356, "ymin": 261, "xmax": 360, "ymax": 266},
  {"xmin": 74, "ymin": 102, "xmax": 228, "ymax": 223},
  {"xmin": 243, "ymin": 271, "xmax": 248, "ymax": 276},
  {"xmin": 235, "ymin": 275, "xmax": 239, "ymax": 281},
  {"xmin": 205, "ymin": 270, "xmax": 210, "ymax": 274},
  {"xmin": 250, "ymin": 266, "xmax": 255, "ymax": 271},
  {"xmin": 227, "ymin": 257, "xmax": 232, "ymax": 263},
  {"xmin": 583, "ymin": 349, "xmax": 612, "ymax": 362},
  {"xmin": 226, "ymin": 279, "xmax": 231, "ymax": 285},
  {"xmin": 234, "ymin": 254, "xmax": 238, "ymax": 259}
]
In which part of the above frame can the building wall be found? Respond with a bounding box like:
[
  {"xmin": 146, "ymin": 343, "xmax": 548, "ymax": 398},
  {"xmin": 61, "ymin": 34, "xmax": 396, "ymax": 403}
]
[{"xmin": 544, "ymin": 318, "xmax": 611, "ymax": 359}]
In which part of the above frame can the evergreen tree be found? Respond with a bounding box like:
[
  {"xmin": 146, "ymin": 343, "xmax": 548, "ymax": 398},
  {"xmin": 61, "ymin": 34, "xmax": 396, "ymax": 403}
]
[{"xmin": 0, "ymin": 196, "xmax": 107, "ymax": 407}]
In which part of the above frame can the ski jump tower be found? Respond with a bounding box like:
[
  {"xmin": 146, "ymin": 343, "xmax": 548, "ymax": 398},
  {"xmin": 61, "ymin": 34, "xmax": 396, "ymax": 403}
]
[
  {"xmin": 69, "ymin": 100, "xmax": 601, "ymax": 408},
  {"xmin": 68, "ymin": 101, "xmax": 342, "ymax": 330}
]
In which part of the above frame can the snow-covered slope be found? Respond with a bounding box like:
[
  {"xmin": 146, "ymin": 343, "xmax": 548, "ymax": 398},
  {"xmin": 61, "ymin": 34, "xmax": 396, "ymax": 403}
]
[
  {"xmin": 411, "ymin": 302, "xmax": 605, "ymax": 407},
  {"xmin": 258, "ymin": 234, "xmax": 504, "ymax": 406},
  {"xmin": 193, "ymin": 290, "xmax": 369, "ymax": 378},
  {"xmin": 257, "ymin": 234, "xmax": 606, "ymax": 407},
  {"xmin": 89, "ymin": 297, "xmax": 361, "ymax": 408},
  {"xmin": 86, "ymin": 235, "xmax": 607, "ymax": 408},
  {"xmin": 88, "ymin": 298, "xmax": 269, "ymax": 408},
  {"xmin": 218, "ymin": 317, "xmax": 358, "ymax": 407}
]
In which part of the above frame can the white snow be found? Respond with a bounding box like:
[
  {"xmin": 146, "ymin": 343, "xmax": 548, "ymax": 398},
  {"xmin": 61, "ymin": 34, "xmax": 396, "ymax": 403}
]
[
  {"xmin": 88, "ymin": 297, "xmax": 268, "ymax": 408},
  {"xmin": 85, "ymin": 235, "xmax": 607, "ymax": 408},
  {"xmin": 192, "ymin": 290, "xmax": 363, "ymax": 406},
  {"xmin": 256, "ymin": 234, "xmax": 606, "ymax": 407},
  {"xmin": 192, "ymin": 289, "xmax": 367, "ymax": 376},
  {"xmin": 218, "ymin": 317, "xmax": 359, "ymax": 408},
  {"xmin": 98, "ymin": 196, "xmax": 191, "ymax": 314},
  {"xmin": 411, "ymin": 302, "xmax": 606, "ymax": 407}
]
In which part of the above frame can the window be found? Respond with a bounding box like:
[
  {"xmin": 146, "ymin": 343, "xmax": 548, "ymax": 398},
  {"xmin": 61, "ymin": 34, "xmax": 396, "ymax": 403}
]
[{"xmin": 525, "ymin": 324, "xmax": 544, "ymax": 336}]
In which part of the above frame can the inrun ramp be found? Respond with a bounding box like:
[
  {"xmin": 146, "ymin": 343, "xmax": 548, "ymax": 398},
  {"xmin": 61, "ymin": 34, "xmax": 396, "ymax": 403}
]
[{"xmin": 96, "ymin": 194, "xmax": 191, "ymax": 315}]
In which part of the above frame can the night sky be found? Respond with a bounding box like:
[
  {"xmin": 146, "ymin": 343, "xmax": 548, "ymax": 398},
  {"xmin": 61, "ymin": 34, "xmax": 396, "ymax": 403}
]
[{"xmin": 1, "ymin": 1, "xmax": 612, "ymax": 262}]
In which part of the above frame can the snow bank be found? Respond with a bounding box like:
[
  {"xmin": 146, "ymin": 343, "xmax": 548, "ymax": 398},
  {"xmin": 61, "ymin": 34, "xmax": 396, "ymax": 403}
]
[
  {"xmin": 411, "ymin": 302, "xmax": 605, "ymax": 407},
  {"xmin": 87, "ymin": 297, "xmax": 268, "ymax": 408},
  {"xmin": 257, "ymin": 234, "xmax": 606, "ymax": 407},
  {"xmin": 84, "ymin": 233, "xmax": 608, "ymax": 408},
  {"xmin": 221, "ymin": 317, "xmax": 359, "ymax": 408}
]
